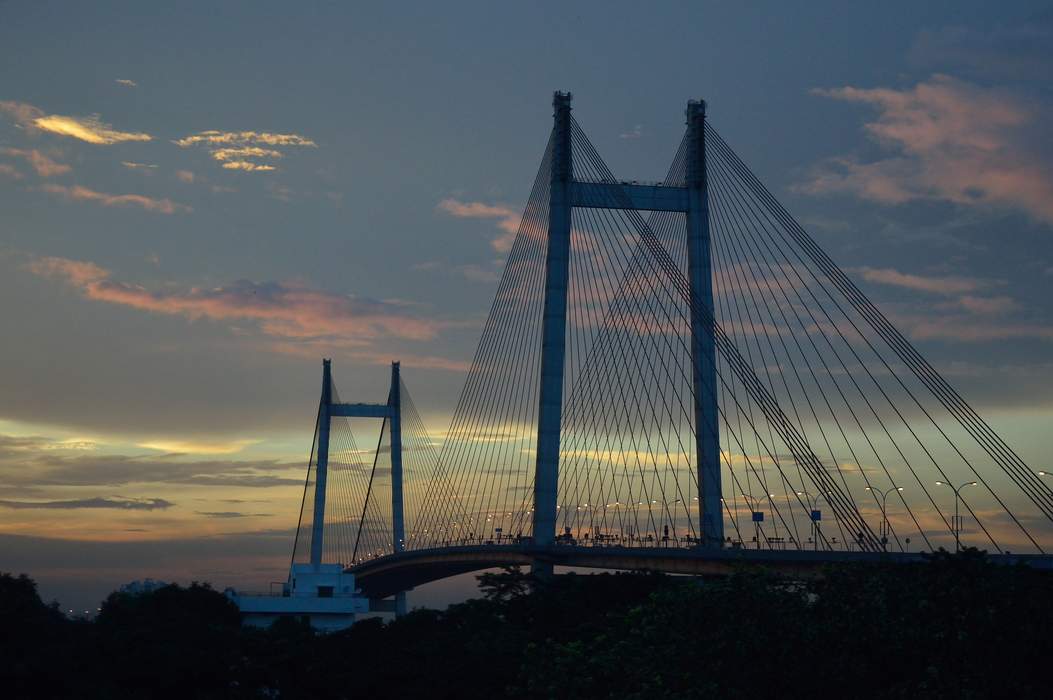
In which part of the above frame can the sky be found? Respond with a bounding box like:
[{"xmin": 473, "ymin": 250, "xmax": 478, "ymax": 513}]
[{"xmin": 2, "ymin": 1, "xmax": 1053, "ymax": 611}]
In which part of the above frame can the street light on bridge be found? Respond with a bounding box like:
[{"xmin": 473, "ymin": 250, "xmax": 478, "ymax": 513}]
[
  {"xmin": 865, "ymin": 486, "xmax": 904, "ymax": 552},
  {"xmin": 740, "ymin": 494, "xmax": 771, "ymax": 550},
  {"xmin": 935, "ymin": 481, "xmax": 978, "ymax": 552},
  {"xmin": 796, "ymin": 490, "xmax": 834, "ymax": 551}
]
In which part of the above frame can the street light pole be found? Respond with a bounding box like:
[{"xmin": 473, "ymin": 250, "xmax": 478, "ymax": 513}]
[
  {"xmin": 797, "ymin": 490, "xmax": 833, "ymax": 551},
  {"xmin": 865, "ymin": 485, "xmax": 903, "ymax": 552},
  {"xmin": 935, "ymin": 481, "xmax": 978, "ymax": 552}
]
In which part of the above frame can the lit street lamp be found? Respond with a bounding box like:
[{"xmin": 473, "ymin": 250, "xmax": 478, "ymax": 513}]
[
  {"xmin": 935, "ymin": 481, "xmax": 978, "ymax": 552},
  {"xmin": 865, "ymin": 485, "xmax": 903, "ymax": 552}
]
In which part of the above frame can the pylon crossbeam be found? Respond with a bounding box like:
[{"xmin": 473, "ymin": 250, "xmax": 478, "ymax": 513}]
[{"xmin": 571, "ymin": 181, "xmax": 688, "ymax": 212}]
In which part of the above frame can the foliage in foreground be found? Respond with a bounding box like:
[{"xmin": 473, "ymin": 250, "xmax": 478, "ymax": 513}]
[{"xmin": 1, "ymin": 550, "xmax": 1050, "ymax": 699}]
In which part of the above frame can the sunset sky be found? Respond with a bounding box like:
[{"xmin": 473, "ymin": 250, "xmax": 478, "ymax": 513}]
[{"xmin": 2, "ymin": 1, "xmax": 1053, "ymax": 610}]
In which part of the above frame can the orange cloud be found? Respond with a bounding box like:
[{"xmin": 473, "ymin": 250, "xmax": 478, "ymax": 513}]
[
  {"xmin": 34, "ymin": 114, "xmax": 151, "ymax": 144},
  {"xmin": 2, "ymin": 148, "xmax": 70, "ymax": 177},
  {"xmin": 41, "ymin": 184, "xmax": 189, "ymax": 214},
  {"xmin": 1, "ymin": 100, "xmax": 152, "ymax": 144},
  {"xmin": 211, "ymin": 147, "xmax": 283, "ymax": 161},
  {"xmin": 173, "ymin": 131, "xmax": 315, "ymax": 148},
  {"xmin": 175, "ymin": 170, "xmax": 195, "ymax": 183},
  {"xmin": 138, "ymin": 439, "xmax": 258, "ymax": 455},
  {"xmin": 437, "ymin": 198, "xmax": 522, "ymax": 252},
  {"xmin": 174, "ymin": 130, "xmax": 314, "ymax": 173},
  {"xmin": 27, "ymin": 255, "xmax": 444, "ymax": 346},
  {"xmin": 804, "ymin": 75, "xmax": 1053, "ymax": 224},
  {"xmin": 27, "ymin": 257, "xmax": 109, "ymax": 286},
  {"xmin": 222, "ymin": 161, "xmax": 276, "ymax": 172}
]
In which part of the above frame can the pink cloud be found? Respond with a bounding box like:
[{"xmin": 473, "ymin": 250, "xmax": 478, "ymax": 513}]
[
  {"xmin": 0, "ymin": 100, "xmax": 44, "ymax": 126},
  {"xmin": 1, "ymin": 148, "xmax": 70, "ymax": 177},
  {"xmin": 40, "ymin": 184, "xmax": 190, "ymax": 214},
  {"xmin": 856, "ymin": 265, "xmax": 1037, "ymax": 331},
  {"xmin": 803, "ymin": 75, "xmax": 1053, "ymax": 225},
  {"xmin": 27, "ymin": 257, "xmax": 109, "ymax": 286},
  {"xmin": 437, "ymin": 198, "xmax": 522, "ymax": 252},
  {"xmin": 955, "ymin": 295, "xmax": 1018, "ymax": 315},
  {"xmin": 27, "ymin": 256, "xmax": 444, "ymax": 346},
  {"xmin": 0, "ymin": 163, "xmax": 21, "ymax": 179},
  {"xmin": 856, "ymin": 266, "xmax": 986, "ymax": 295},
  {"xmin": 891, "ymin": 312, "xmax": 1053, "ymax": 343}
]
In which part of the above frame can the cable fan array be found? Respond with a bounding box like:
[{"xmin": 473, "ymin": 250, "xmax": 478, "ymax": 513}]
[{"xmin": 406, "ymin": 111, "xmax": 1052, "ymax": 555}]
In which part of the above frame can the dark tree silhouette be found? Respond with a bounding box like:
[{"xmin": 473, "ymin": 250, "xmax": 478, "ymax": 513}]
[{"xmin": 1, "ymin": 553, "xmax": 1051, "ymax": 699}]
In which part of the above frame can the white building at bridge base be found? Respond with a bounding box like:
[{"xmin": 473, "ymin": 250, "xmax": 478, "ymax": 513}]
[{"xmin": 226, "ymin": 563, "xmax": 369, "ymax": 632}]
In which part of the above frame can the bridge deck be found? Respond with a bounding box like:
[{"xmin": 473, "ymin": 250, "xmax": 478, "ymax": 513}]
[{"xmin": 347, "ymin": 545, "xmax": 1053, "ymax": 599}]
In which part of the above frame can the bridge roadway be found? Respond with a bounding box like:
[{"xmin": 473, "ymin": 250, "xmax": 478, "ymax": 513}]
[{"xmin": 347, "ymin": 544, "xmax": 1053, "ymax": 599}]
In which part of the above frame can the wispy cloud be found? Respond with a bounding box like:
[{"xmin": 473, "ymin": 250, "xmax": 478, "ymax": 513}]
[
  {"xmin": 2, "ymin": 148, "xmax": 70, "ymax": 177},
  {"xmin": 175, "ymin": 170, "xmax": 195, "ymax": 183},
  {"xmin": 27, "ymin": 255, "xmax": 444, "ymax": 346},
  {"xmin": 196, "ymin": 511, "xmax": 273, "ymax": 519},
  {"xmin": 0, "ymin": 100, "xmax": 43, "ymax": 125},
  {"xmin": 620, "ymin": 124, "xmax": 643, "ymax": 139},
  {"xmin": 0, "ymin": 433, "xmax": 302, "ymax": 489},
  {"xmin": 858, "ymin": 265, "xmax": 1023, "ymax": 314},
  {"xmin": 437, "ymin": 198, "xmax": 522, "ymax": 252},
  {"xmin": 856, "ymin": 266, "xmax": 987, "ymax": 295},
  {"xmin": 0, "ymin": 100, "xmax": 152, "ymax": 144},
  {"xmin": 803, "ymin": 75, "xmax": 1053, "ymax": 225},
  {"xmin": 857, "ymin": 266, "xmax": 1049, "ymax": 341},
  {"xmin": 121, "ymin": 161, "xmax": 158, "ymax": 172},
  {"xmin": 138, "ymin": 439, "xmax": 257, "ymax": 455},
  {"xmin": 115, "ymin": 79, "xmax": 138, "ymax": 88},
  {"xmin": 174, "ymin": 130, "xmax": 315, "ymax": 173},
  {"xmin": 0, "ymin": 163, "xmax": 21, "ymax": 179},
  {"xmin": 222, "ymin": 161, "xmax": 276, "ymax": 172},
  {"xmin": 954, "ymin": 295, "xmax": 1018, "ymax": 315},
  {"xmin": 0, "ymin": 496, "xmax": 173, "ymax": 511},
  {"xmin": 890, "ymin": 313, "xmax": 1053, "ymax": 342},
  {"xmin": 173, "ymin": 131, "xmax": 316, "ymax": 148},
  {"xmin": 34, "ymin": 114, "xmax": 152, "ymax": 144},
  {"xmin": 40, "ymin": 184, "xmax": 190, "ymax": 214},
  {"xmin": 211, "ymin": 146, "xmax": 282, "ymax": 161}
]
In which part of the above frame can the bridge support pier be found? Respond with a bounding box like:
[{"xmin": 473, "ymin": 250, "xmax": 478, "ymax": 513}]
[
  {"xmin": 310, "ymin": 359, "xmax": 333, "ymax": 568},
  {"xmin": 686, "ymin": 100, "xmax": 723, "ymax": 549},
  {"xmin": 531, "ymin": 91, "xmax": 573, "ymax": 572},
  {"xmin": 390, "ymin": 362, "xmax": 405, "ymax": 554}
]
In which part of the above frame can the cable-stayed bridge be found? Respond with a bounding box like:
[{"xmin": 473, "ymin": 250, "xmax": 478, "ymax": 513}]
[{"xmin": 287, "ymin": 93, "xmax": 1053, "ymax": 608}]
